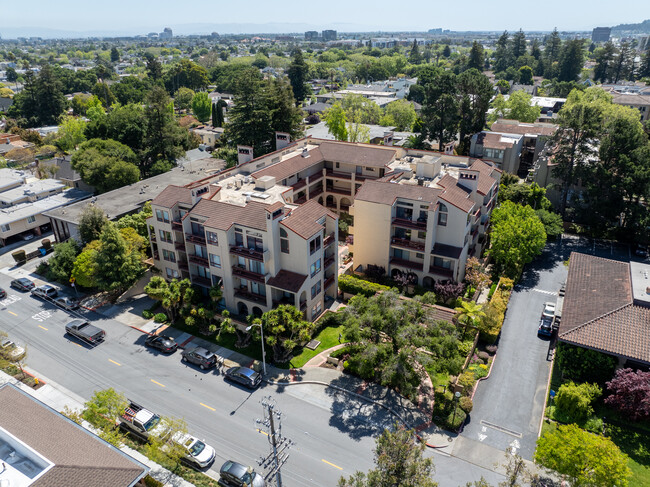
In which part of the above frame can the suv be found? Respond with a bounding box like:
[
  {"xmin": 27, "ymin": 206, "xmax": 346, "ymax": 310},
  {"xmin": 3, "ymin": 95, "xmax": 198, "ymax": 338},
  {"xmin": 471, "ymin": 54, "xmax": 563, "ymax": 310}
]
[
  {"xmin": 218, "ymin": 460, "xmax": 265, "ymax": 487},
  {"xmin": 145, "ymin": 335, "xmax": 178, "ymax": 353},
  {"xmin": 10, "ymin": 278, "xmax": 35, "ymax": 292},
  {"xmin": 181, "ymin": 347, "xmax": 219, "ymax": 369},
  {"xmin": 31, "ymin": 285, "xmax": 58, "ymax": 300},
  {"xmin": 172, "ymin": 432, "xmax": 216, "ymax": 469},
  {"xmin": 538, "ymin": 317, "xmax": 553, "ymax": 337},
  {"xmin": 224, "ymin": 367, "xmax": 262, "ymax": 389}
]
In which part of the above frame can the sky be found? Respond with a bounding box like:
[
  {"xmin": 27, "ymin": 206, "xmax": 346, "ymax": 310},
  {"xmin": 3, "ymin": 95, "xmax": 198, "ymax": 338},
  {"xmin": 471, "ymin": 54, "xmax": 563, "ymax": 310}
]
[{"xmin": 1, "ymin": 0, "xmax": 649, "ymax": 37}]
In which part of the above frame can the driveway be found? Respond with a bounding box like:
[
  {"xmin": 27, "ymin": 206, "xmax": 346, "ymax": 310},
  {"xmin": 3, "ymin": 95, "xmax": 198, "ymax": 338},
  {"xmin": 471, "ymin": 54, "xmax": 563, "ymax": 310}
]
[{"xmin": 460, "ymin": 235, "xmax": 633, "ymax": 460}]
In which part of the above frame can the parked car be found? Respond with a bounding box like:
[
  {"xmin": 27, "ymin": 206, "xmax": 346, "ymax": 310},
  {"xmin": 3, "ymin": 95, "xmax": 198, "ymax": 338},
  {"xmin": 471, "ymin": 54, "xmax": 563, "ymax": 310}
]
[
  {"xmin": 558, "ymin": 282, "xmax": 566, "ymax": 297},
  {"xmin": 10, "ymin": 278, "xmax": 35, "ymax": 292},
  {"xmin": 181, "ymin": 347, "xmax": 219, "ymax": 369},
  {"xmin": 65, "ymin": 319, "xmax": 106, "ymax": 344},
  {"xmin": 172, "ymin": 432, "xmax": 216, "ymax": 469},
  {"xmin": 31, "ymin": 284, "xmax": 58, "ymax": 300},
  {"xmin": 53, "ymin": 296, "xmax": 80, "ymax": 311},
  {"xmin": 538, "ymin": 317, "xmax": 553, "ymax": 337},
  {"xmin": 144, "ymin": 335, "xmax": 178, "ymax": 353},
  {"xmin": 1, "ymin": 339, "xmax": 25, "ymax": 360},
  {"xmin": 218, "ymin": 460, "xmax": 265, "ymax": 487},
  {"xmin": 635, "ymin": 244, "xmax": 648, "ymax": 258},
  {"xmin": 224, "ymin": 366, "xmax": 262, "ymax": 389},
  {"xmin": 0, "ymin": 287, "xmax": 6, "ymax": 300},
  {"xmin": 542, "ymin": 302, "xmax": 556, "ymax": 319}
]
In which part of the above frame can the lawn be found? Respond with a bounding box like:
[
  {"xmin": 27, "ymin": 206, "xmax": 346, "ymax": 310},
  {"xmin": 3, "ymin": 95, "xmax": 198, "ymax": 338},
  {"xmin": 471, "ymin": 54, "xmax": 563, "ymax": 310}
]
[{"xmin": 280, "ymin": 324, "xmax": 345, "ymax": 369}]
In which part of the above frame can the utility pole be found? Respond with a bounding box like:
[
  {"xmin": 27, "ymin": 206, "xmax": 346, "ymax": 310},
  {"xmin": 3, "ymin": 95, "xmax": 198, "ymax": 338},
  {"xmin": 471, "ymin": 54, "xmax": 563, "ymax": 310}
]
[{"xmin": 256, "ymin": 396, "xmax": 293, "ymax": 487}]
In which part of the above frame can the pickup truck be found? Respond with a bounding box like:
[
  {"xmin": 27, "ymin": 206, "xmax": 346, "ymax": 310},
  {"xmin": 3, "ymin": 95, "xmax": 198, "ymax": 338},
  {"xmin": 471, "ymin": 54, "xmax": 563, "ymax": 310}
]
[
  {"xmin": 119, "ymin": 401, "xmax": 167, "ymax": 442},
  {"xmin": 65, "ymin": 319, "xmax": 106, "ymax": 344}
]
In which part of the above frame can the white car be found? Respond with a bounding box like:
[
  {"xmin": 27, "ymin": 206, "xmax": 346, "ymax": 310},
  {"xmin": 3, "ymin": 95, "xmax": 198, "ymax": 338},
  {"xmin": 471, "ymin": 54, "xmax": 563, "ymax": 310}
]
[
  {"xmin": 172, "ymin": 432, "xmax": 216, "ymax": 469},
  {"xmin": 542, "ymin": 302, "xmax": 556, "ymax": 319},
  {"xmin": 1, "ymin": 339, "xmax": 25, "ymax": 360}
]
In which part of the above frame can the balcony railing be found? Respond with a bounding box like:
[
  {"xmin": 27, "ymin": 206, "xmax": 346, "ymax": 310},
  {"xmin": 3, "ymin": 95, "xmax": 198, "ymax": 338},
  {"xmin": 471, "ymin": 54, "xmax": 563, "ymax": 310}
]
[
  {"xmin": 292, "ymin": 179, "xmax": 307, "ymax": 191},
  {"xmin": 232, "ymin": 265, "xmax": 266, "ymax": 283},
  {"xmin": 325, "ymin": 169, "xmax": 352, "ymax": 180},
  {"xmin": 323, "ymin": 233, "xmax": 335, "ymax": 247},
  {"xmin": 185, "ymin": 233, "xmax": 206, "ymax": 245},
  {"xmin": 191, "ymin": 275, "xmax": 212, "ymax": 287},
  {"xmin": 310, "ymin": 187, "xmax": 323, "ymax": 198},
  {"xmin": 391, "ymin": 218, "xmax": 427, "ymax": 231},
  {"xmin": 326, "ymin": 186, "xmax": 352, "ymax": 196},
  {"xmin": 324, "ymin": 275, "xmax": 335, "ymax": 289},
  {"xmin": 300, "ymin": 301, "xmax": 307, "ymax": 311},
  {"xmin": 272, "ymin": 296, "xmax": 295, "ymax": 307},
  {"xmin": 390, "ymin": 237, "xmax": 425, "ymax": 252},
  {"xmin": 150, "ymin": 234, "xmax": 157, "ymax": 242},
  {"xmin": 428, "ymin": 265, "xmax": 454, "ymax": 279},
  {"xmin": 390, "ymin": 257, "xmax": 424, "ymax": 272},
  {"xmin": 188, "ymin": 254, "xmax": 209, "ymax": 267},
  {"xmin": 229, "ymin": 245, "xmax": 265, "ymax": 262},
  {"xmin": 295, "ymin": 196, "xmax": 307, "ymax": 205},
  {"xmin": 235, "ymin": 289, "xmax": 267, "ymax": 305},
  {"xmin": 174, "ymin": 241, "xmax": 186, "ymax": 252},
  {"xmin": 178, "ymin": 260, "xmax": 189, "ymax": 270},
  {"xmin": 171, "ymin": 220, "xmax": 183, "ymax": 231},
  {"xmin": 324, "ymin": 256, "xmax": 335, "ymax": 269}
]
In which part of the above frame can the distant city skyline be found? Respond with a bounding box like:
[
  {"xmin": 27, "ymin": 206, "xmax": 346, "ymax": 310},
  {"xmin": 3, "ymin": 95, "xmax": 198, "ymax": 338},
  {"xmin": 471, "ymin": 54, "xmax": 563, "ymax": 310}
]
[{"xmin": 1, "ymin": 0, "xmax": 648, "ymax": 38}]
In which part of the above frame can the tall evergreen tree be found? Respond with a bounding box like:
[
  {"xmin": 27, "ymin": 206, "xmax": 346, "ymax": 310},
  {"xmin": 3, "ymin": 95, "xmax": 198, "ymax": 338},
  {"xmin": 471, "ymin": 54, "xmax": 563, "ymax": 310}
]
[
  {"xmin": 593, "ymin": 41, "xmax": 617, "ymax": 82},
  {"xmin": 493, "ymin": 31, "xmax": 512, "ymax": 73},
  {"xmin": 287, "ymin": 48, "xmax": 309, "ymax": 105},
  {"xmin": 11, "ymin": 64, "xmax": 66, "ymax": 127},
  {"xmin": 212, "ymin": 99, "xmax": 226, "ymax": 128},
  {"xmin": 408, "ymin": 39, "xmax": 421, "ymax": 65},
  {"xmin": 145, "ymin": 53, "xmax": 162, "ymax": 81},
  {"xmin": 544, "ymin": 28, "xmax": 562, "ymax": 63},
  {"xmin": 511, "ymin": 29, "xmax": 527, "ymax": 59},
  {"xmin": 268, "ymin": 79, "xmax": 304, "ymax": 142},
  {"xmin": 95, "ymin": 223, "xmax": 143, "ymax": 292},
  {"xmin": 557, "ymin": 39, "xmax": 585, "ymax": 82},
  {"xmin": 467, "ymin": 41, "xmax": 484, "ymax": 71},
  {"xmin": 457, "ymin": 69, "xmax": 492, "ymax": 155},
  {"xmin": 421, "ymin": 70, "xmax": 460, "ymax": 151},
  {"xmin": 612, "ymin": 42, "xmax": 634, "ymax": 83},
  {"xmin": 640, "ymin": 51, "xmax": 650, "ymax": 79}
]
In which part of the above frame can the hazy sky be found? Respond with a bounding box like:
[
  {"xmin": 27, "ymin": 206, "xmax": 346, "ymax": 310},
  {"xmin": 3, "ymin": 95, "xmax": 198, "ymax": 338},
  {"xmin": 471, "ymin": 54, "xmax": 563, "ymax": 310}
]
[{"xmin": 1, "ymin": 0, "xmax": 649, "ymax": 35}]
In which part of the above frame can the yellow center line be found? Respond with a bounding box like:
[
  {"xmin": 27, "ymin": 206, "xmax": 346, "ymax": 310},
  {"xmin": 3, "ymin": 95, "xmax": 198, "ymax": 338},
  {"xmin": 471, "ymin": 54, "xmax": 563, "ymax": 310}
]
[
  {"xmin": 200, "ymin": 403, "xmax": 216, "ymax": 411},
  {"xmin": 38, "ymin": 325, "xmax": 48, "ymax": 331},
  {"xmin": 7, "ymin": 311, "xmax": 17, "ymax": 316},
  {"xmin": 150, "ymin": 379, "xmax": 166, "ymax": 388},
  {"xmin": 322, "ymin": 459, "xmax": 343, "ymax": 470},
  {"xmin": 256, "ymin": 428, "xmax": 269, "ymax": 436},
  {"xmin": 108, "ymin": 359, "xmax": 122, "ymax": 366}
]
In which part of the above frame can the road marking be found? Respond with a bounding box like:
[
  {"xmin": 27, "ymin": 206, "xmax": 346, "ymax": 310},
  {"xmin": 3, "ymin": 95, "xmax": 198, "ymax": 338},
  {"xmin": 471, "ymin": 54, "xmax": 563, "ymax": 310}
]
[
  {"xmin": 32, "ymin": 310, "xmax": 51, "ymax": 322},
  {"xmin": 478, "ymin": 434, "xmax": 487, "ymax": 442},
  {"xmin": 322, "ymin": 459, "xmax": 343, "ymax": 470},
  {"xmin": 38, "ymin": 325, "xmax": 48, "ymax": 331},
  {"xmin": 150, "ymin": 379, "xmax": 166, "ymax": 388},
  {"xmin": 108, "ymin": 359, "xmax": 122, "ymax": 366},
  {"xmin": 200, "ymin": 403, "xmax": 215, "ymax": 411},
  {"xmin": 533, "ymin": 289, "xmax": 557, "ymax": 296},
  {"xmin": 7, "ymin": 311, "xmax": 17, "ymax": 316},
  {"xmin": 74, "ymin": 342, "xmax": 83, "ymax": 348},
  {"xmin": 480, "ymin": 420, "xmax": 522, "ymax": 438},
  {"xmin": 256, "ymin": 428, "xmax": 269, "ymax": 436}
]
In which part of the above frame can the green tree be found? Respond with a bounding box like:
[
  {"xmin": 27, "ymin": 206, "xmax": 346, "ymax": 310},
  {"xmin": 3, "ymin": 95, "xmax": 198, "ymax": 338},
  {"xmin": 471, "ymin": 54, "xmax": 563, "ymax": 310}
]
[
  {"xmin": 94, "ymin": 222, "xmax": 143, "ymax": 291},
  {"xmin": 268, "ymin": 79, "xmax": 304, "ymax": 142},
  {"xmin": 611, "ymin": 42, "xmax": 634, "ymax": 83},
  {"xmin": 489, "ymin": 91, "xmax": 540, "ymax": 124},
  {"xmin": 556, "ymin": 342, "xmax": 617, "ymax": 386},
  {"xmin": 81, "ymin": 387, "xmax": 128, "ymax": 430},
  {"xmin": 164, "ymin": 59, "xmax": 209, "ymax": 93},
  {"xmin": 489, "ymin": 201, "xmax": 547, "ymax": 278},
  {"xmin": 260, "ymin": 305, "xmax": 316, "ymax": 363},
  {"xmin": 457, "ymin": 69, "xmax": 493, "ymax": 154},
  {"xmin": 421, "ymin": 70, "xmax": 460, "ymax": 151},
  {"xmin": 92, "ymin": 81, "xmax": 116, "ymax": 108},
  {"xmin": 173, "ymin": 87, "xmax": 195, "ymax": 112},
  {"xmin": 535, "ymin": 209, "xmax": 563, "ymax": 238},
  {"xmin": 212, "ymin": 99, "xmax": 226, "ymax": 127},
  {"xmin": 384, "ymin": 99, "xmax": 416, "ymax": 131},
  {"xmin": 493, "ymin": 31, "xmax": 513, "ymax": 73},
  {"xmin": 467, "ymin": 41, "xmax": 484, "ymax": 71},
  {"xmin": 408, "ymin": 39, "xmax": 421, "ymax": 65},
  {"xmin": 454, "ymin": 300, "xmax": 486, "ymax": 337},
  {"xmin": 342, "ymin": 93, "xmax": 382, "ymax": 125},
  {"xmin": 554, "ymin": 381, "xmax": 602, "ymax": 422},
  {"xmin": 145, "ymin": 54, "xmax": 163, "ymax": 81},
  {"xmin": 518, "ymin": 65, "xmax": 533, "ymax": 85},
  {"xmin": 287, "ymin": 48, "xmax": 309, "ymax": 104},
  {"xmin": 6, "ymin": 67, "xmax": 18, "ymax": 83},
  {"xmin": 323, "ymin": 102, "xmax": 348, "ymax": 141},
  {"xmin": 47, "ymin": 240, "xmax": 80, "ymax": 283},
  {"xmin": 593, "ymin": 42, "xmax": 616, "ymax": 82},
  {"xmin": 535, "ymin": 424, "xmax": 630, "ymax": 487},
  {"xmin": 144, "ymin": 277, "xmax": 192, "ymax": 323},
  {"xmin": 71, "ymin": 242, "xmax": 99, "ymax": 288},
  {"xmin": 116, "ymin": 201, "xmax": 153, "ymax": 240},
  {"xmin": 442, "ymin": 45, "xmax": 451, "ymax": 58},
  {"xmin": 557, "ymin": 39, "xmax": 585, "ymax": 83},
  {"xmin": 78, "ymin": 204, "xmax": 108, "ymax": 245},
  {"xmin": 10, "ymin": 65, "xmax": 66, "ymax": 127},
  {"xmin": 55, "ymin": 116, "xmax": 87, "ymax": 153},
  {"xmin": 110, "ymin": 47, "xmax": 120, "ymax": 63},
  {"xmin": 112, "ymin": 76, "xmax": 150, "ymax": 105},
  {"xmin": 71, "ymin": 139, "xmax": 140, "ymax": 193},
  {"xmin": 191, "ymin": 91, "xmax": 211, "ymax": 123},
  {"xmin": 338, "ymin": 425, "xmax": 437, "ymax": 487}
]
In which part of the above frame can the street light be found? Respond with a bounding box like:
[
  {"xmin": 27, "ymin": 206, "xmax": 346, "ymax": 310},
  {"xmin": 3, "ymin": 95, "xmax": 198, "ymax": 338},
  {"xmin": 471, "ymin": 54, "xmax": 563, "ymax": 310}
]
[
  {"xmin": 451, "ymin": 391, "xmax": 462, "ymax": 430},
  {"xmin": 246, "ymin": 323, "xmax": 266, "ymax": 376}
]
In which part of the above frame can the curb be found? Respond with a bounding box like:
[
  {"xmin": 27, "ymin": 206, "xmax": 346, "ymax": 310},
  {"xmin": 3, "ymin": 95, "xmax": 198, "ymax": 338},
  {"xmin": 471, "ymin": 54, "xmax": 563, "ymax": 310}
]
[
  {"xmin": 538, "ymin": 351, "xmax": 556, "ymax": 439},
  {"xmin": 470, "ymin": 352, "xmax": 498, "ymax": 401}
]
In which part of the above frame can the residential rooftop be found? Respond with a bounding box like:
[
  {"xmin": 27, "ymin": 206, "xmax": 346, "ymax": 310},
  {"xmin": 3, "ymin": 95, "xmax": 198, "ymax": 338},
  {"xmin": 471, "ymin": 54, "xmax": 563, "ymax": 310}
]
[
  {"xmin": 0, "ymin": 188, "xmax": 91, "ymax": 226},
  {"xmin": 0, "ymin": 179, "xmax": 66, "ymax": 206}
]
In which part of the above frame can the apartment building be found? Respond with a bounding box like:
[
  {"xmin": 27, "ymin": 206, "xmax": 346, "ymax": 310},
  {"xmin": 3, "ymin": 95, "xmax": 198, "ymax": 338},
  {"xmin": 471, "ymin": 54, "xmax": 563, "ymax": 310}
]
[
  {"xmin": 148, "ymin": 178, "xmax": 339, "ymax": 321},
  {"xmin": 352, "ymin": 155, "xmax": 500, "ymax": 285}
]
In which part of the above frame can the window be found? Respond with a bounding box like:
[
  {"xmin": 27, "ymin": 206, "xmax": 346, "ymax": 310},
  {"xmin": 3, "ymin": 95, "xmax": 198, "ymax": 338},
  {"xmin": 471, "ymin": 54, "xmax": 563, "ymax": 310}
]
[
  {"xmin": 309, "ymin": 236, "xmax": 321, "ymax": 255},
  {"xmin": 280, "ymin": 228, "xmax": 289, "ymax": 254},
  {"xmin": 438, "ymin": 203, "xmax": 448, "ymax": 227},
  {"xmin": 27, "ymin": 215, "xmax": 36, "ymax": 224},
  {"xmin": 162, "ymin": 249, "xmax": 176, "ymax": 262},
  {"xmin": 207, "ymin": 231, "xmax": 218, "ymax": 245},
  {"xmin": 159, "ymin": 230, "xmax": 172, "ymax": 243},
  {"xmin": 197, "ymin": 266, "xmax": 210, "ymax": 279},
  {"xmin": 195, "ymin": 244, "xmax": 207, "ymax": 258},
  {"xmin": 166, "ymin": 268, "xmax": 180, "ymax": 279},
  {"xmin": 247, "ymin": 235, "xmax": 263, "ymax": 251},
  {"xmin": 1, "ymin": 224, "xmax": 10, "ymax": 232},
  {"xmin": 191, "ymin": 221, "xmax": 204, "ymax": 236},
  {"xmin": 209, "ymin": 253, "xmax": 221, "ymax": 268},
  {"xmin": 417, "ymin": 231, "xmax": 426, "ymax": 239},
  {"xmin": 311, "ymin": 280, "xmax": 322, "ymax": 298},
  {"xmin": 251, "ymin": 282, "xmax": 266, "ymax": 296},
  {"xmin": 433, "ymin": 257, "xmax": 452, "ymax": 269},
  {"xmin": 250, "ymin": 260, "xmax": 265, "ymax": 275},
  {"xmin": 312, "ymin": 301, "xmax": 322, "ymax": 315},
  {"xmin": 156, "ymin": 209, "xmax": 170, "ymax": 223},
  {"xmin": 310, "ymin": 259, "xmax": 321, "ymax": 277},
  {"xmin": 415, "ymin": 253, "xmax": 424, "ymax": 259},
  {"xmin": 235, "ymin": 228, "xmax": 244, "ymax": 246}
]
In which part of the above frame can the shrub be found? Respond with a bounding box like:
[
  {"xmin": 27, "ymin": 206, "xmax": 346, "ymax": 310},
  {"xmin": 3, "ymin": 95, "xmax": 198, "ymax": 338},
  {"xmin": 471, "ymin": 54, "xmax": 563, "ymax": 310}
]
[
  {"xmin": 11, "ymin": 250, "xmax": 26, "ymax": 264},
  {"xmin": 458, "ymin": 370, "xmax": 475, "ymax": 392},
  {"xmin": 143, "ymin": 476, "xmax": 164, "ymax": 487},
  {"xmin": 485, "ymin": 345, "xmax": 498, "ymax": 354},
  {"xmin": 487, "ymin": 282, "xmax": 498, "ymax": 300},
  {"xmin": 446, "ymin": 407, "xmax": 467, "ymax": 431},
  {"xmin": 330, "ymin": 346, "xmax": 353, "ymax": 359},
  {"xmin": 35, "ymin": 261, "xmax": 49, "ymax": 276},
  {"xmin": 556, "ymin": 343, "xmax": 617, "ymax": 385},
  {"xmin": 459, "ymin": 396, "xmax": 473, "ymax": 414},
  {"xmin": 142, "ymin": 310, "xmax": 153, "ymax": 319},
  {"xmin": 153, "ymin": 313, "xmax": 167, "ymax": 323},
  {"xmin": 41, "ymin": 239, "xmax": 52, "ymax": 250},
  {"xmin": 338, "ymin": 274, "xmax": 390, "ymax": 297},
  {"xmin": 605, "ymin": 368, "xmax": 650, "ymax": 421},
  {"xmin": 477, "ymin": 351, "xmax": 489, "ymax": 361},
  {"xmin": 555, "ymin": 381, "xmax": 602, "ymax": 422}
]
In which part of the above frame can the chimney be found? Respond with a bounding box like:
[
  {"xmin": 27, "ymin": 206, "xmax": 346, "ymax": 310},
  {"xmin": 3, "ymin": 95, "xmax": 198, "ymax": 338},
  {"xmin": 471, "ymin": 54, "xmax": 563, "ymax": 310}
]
[
  {"xmin": 275, "ymin": 132, "xmax": 290, "ymax": 150},
  {"xmin": 301, "ymin": 148, "xmax": 310, "ymax": 158},
  {"xmin": 237, "ymin": 145, "xmax": 254, "ymax": 165},
  {"xmin": 383, "ymin": 131, "xmax": 394, "ymax": 147}
]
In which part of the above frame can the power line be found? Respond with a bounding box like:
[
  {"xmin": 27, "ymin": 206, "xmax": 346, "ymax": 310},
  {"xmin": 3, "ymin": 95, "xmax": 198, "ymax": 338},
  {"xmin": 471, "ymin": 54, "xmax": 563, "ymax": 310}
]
[{"xmin": 255, "ymin": 396, "xmax": 294, "ymax": 487}]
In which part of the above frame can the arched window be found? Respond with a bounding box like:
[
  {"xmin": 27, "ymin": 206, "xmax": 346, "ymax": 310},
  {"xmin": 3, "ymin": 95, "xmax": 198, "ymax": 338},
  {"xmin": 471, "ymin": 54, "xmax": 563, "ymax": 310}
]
[
  {"xmin": 438, "ymin": 203, "xmax": 448, "ymax": 226},
  {"xmin": 280, "ymin": 227, "xmax": 290, "ymax": 254}
]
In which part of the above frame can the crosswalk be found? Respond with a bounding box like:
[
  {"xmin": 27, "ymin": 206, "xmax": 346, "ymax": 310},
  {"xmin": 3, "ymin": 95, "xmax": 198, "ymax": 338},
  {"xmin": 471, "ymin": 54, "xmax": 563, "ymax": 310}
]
[{"xmin": 533, "ymin": 289, "xmax": 557, "ymax": 296}]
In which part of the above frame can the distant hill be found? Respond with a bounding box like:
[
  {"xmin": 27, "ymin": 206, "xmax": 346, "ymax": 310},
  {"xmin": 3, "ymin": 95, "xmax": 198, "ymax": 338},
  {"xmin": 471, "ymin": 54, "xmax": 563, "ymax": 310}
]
[{"xmin": 611, "ymin": 19, "xmax": 650, "ymax": 34}]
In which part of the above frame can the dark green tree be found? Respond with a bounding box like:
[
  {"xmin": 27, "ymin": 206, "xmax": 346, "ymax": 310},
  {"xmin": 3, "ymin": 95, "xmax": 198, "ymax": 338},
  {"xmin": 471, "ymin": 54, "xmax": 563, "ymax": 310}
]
[
  {"xmin": 287, "ymin": 48, "xmax": 309, "ymax": 105},
  {"xmin": 557, "ymin": 39, "xmax": 585, "ymax": 82},
  {"xmin": 493, "ymin": 31, "xmax": 512, "ymax": 73},
  {"xmin": 112, "ymin": 76, "xmax": 150, "ymax": 105},
  {"xmin": 191, "ymin": 91, "xmax": 212, "ymax": 123},
  {"xmin": 408, "ymin": 39, "xmax": 421, "ymax": 65},
  {"xmin": 47, "ymin": 241, "xmax": 80, "ymax": 283},
  {"xmin": 110, "ymin": 47, "xmax": 120, "ymax": 63},
  {"xmin": 518, "ymin": 65, "xmax": 534, "ymax": 85},
  {"xmin": 71, "ymin": 139, "xmax": 140, "ymax": 193},
  {"xmin": 593, "ymin": 41, "xmax": 616, "ymax": 82},
  {"xmin": 94, "ymin": 222, "xmax": 143, "ymax": 292},
  {"xmin": 92, "ymin": 81, "xmax": 116, "ymax": 108},
  {"xmin": 544, "ymin": 28, "xmax": 562, "ymax": 63},
  {"xmin": 145, "ymin": 53, "xmax": 162, "ymax": 81},
  {"xmin": 78, "ymin": 205, "xmax": 108, "ymax": 245},
  {"xmin": 442, "ymin": 45, "xmax": 451, "ymax": 58},
  {"xmin": 421, "ymin": 70, "xmax": 460, "ymax": 151},
  {"xmin": 164, "ymin": 59, "xmax": 209, "ymax": 93},
  {"xmin": 467, "ymin": 41, "xmax": 484, "ymax": 71},
  {"xmin": 612, "ymin": 42, "xmax": 634, "ymax": 83},
  {"xmin": 212, "ymin": 99, "xmax": 226, "ymax": 127},
  {"xmin": 6, "ymin": 67, "xmax": 18, "ymax": 83},
  {"xmin": 457, "ymin": 69, "xmax": 492, "ymax": 154},
  {"xmin": 511, "ymin": 29, "xmax": 527, "ymax": 59},
  {"xmin": 11, "ymin": 65, "xmax": 66, "ymax": 127},
  {"xmin": 268, "ymin": 79, "xmax": 304, "ymax": 142}
]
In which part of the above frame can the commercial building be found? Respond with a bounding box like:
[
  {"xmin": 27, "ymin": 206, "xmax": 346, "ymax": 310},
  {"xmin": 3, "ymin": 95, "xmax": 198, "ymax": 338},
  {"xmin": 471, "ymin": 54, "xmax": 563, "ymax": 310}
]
[
  {"xmin": 305, "ymin": 31, "xmax": 319, "ymax": 41},
  {"xmin": 322, "ymin": 30, "xmax": 337, "ymax": 42},
  {"xmin": 591, "ymin": 27, "xmax": 611, "ymax": 43}
]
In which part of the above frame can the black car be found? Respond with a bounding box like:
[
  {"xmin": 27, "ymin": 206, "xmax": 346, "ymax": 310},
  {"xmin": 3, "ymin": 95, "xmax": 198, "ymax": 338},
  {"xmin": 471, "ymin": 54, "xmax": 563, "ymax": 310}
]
[
  {"xmin": 10, "ymin": 278, "xmax": 35, "ymax": 292},
  {"xmin": 181, "ymin": 346, "xmax": 219, "ymax": 369},
  {"xmin": 218, "ymin": 460, "xmax": 265, "ymax": 487},
  {"xmin": 224, "ymin": 366, "xmax": 262, "ymax": 389},
  {"xmin": 0, "ymin": 288, "xmax": 6, "ymax": 299},
  {"xmin": 145, "ymin": 335, "xmax": 178, "ymax": 353}
]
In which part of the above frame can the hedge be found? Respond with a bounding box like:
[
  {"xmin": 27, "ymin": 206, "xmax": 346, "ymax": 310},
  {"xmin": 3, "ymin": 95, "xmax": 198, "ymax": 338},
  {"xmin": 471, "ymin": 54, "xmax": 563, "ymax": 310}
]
[{"xmin": 338, "ymin": 274, "xmax": 390, "ymax": 297}]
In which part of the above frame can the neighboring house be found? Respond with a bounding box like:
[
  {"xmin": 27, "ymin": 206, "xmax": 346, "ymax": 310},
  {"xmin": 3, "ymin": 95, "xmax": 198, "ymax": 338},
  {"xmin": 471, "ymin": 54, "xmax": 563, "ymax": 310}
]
[
  {"xmin": 509, "ymin": 84, "xmax": 537, "ymax": 96},
  {"xmin": 470, "ymin": 131, "xmax": 523, "ymax": 174},
  {"xmin": 530, "ymin": 96, "xmax": 566, "ymax": 118},
  {"xmin": 0, "ymin": 135, "xmax": 34, "ymax": 156},
  {"xmin": 558, "ymin": 252, "xmax": 650, "ymax": 368},
  {"xmin": 609, "ymin": 92, "xmax": 650, "ymax": 122},
  {"xmin": 0, "ymin": 179, "xmax": 66, "ymax": 208},
  {"xmin": 305, "ymin": 122, "xmax": 413, "ymax": 146},
  {"xmin": 37, "ymin": 156, "xmax": 95, "ymax": 193},
  {"xmin": 0, "ymin": 383, "xmax": 148, "ymax": 487},
  {"xmin": 190, "ymin": 126, "xmax": 224, "ymax": 148},
  {"xmin": 0, "ymin": 167, "xmax": 27, "ymax": 193}
]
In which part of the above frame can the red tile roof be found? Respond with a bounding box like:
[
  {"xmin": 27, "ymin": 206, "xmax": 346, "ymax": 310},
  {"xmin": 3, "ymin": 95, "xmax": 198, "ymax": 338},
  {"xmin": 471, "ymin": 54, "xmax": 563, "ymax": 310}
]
[
  {"xmin": 251, "ymin": 148, "xmax": 324, "ymax": 182},
  {"xmin": 267, "ymin": 269, "xmax": 308, "ymax": 293},
  {"xmin": 491, "ymin": 121, "xmax": 556, "ymax": 137},
  {"xmin": 475, "ymin": 132, "xmax": 515, "ymax": 150},
  {"xmin": 318, "ymin": 141, "xmax": 396, "ymax": 167},
  {"xmin": 151, "ymin": 185, "xmax": 193, "ymax": 208},
  {"xmin": 190, "ymin": 198, "xmax": 269, "ymax": 231},
  {"xmin": 280, "ymin": 199, "xmax": 337, "ymax": 239},
  {"xmin": 468, "ymin": 159, "xmax": 500, "ymax": 196}
]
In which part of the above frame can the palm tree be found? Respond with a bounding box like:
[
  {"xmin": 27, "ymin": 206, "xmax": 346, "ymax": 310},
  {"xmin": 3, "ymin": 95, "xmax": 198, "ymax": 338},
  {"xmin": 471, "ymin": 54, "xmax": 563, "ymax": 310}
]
[{"xmin": 454, "ymin": 300, "xmax": 487, "ymax": 338}]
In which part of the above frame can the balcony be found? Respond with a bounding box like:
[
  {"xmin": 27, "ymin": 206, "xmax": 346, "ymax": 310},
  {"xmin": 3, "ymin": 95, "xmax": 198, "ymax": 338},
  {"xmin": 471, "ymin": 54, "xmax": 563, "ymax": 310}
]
[
  {"xmin": 325, "ymin": 169, "xmax": 352, "ymax": 180},
  {"xmin": 232, "ymin": 265, "xmax": 266, "ymax": 283},
  {"xmin": 310, "ymin": 186, "xmax": 323, "ymax": 198},
  {"xmin": 428, "ymin": 265, "xmax": 454, "ymax": 279},
  {"xmin": 295, "ymin": 195, "xmax": 307, "ymax": 205},
  {"xmin": 171, "ymin": 220, "xmax": 183, "ymax": 231},
  {"xmin": 150, "ymin": 234, "xmax": 157, "ymax": 243},
  {"xmin": 235, "ymin": 289, "xmax": 267, "ymax": 305},
  {"xmin": 272, "ymin": 296, "xmax": 295, "ymax": 307},
  {"xmin": 174, "ymin": 241, "xmax": 186, "ymax": 252},
  {"xmin": 230, "ymin": 245, "xmax": 265, "ymax": 262},
  {"xmin": 323, "ymin": 233, "xmax": 335, "ymax": 247},
  {"xmin": 185, "ymin": 233, "xmax": 206, "ymax": 245},
  {"xmin": 390, "ymin": 257, "xmax": 424, "ymax": 272},
  {"xmin": 178, "ymin": 260, "xmax": 188, "ymax": 270},
  {"xmin": 188, "ymin": 254, "xmax": 209, "ymax": 267},
  {"xmin": 324, "ymin": 275, "xmax": 336, "ymax": 289},
  {"xmin": 300, "ymin": 301, "xmax": 307, "ymax": 312},
  {"xmin": 292, "ymin": 179, "xmax": 307, "ymax": 191},
  {"xmin": 324, "ymin": 255, "xmax": 335, "ymax": 269},
  {"xmin": 191, "ymin": 275, "xmax": 212, "ymax": 287},
  {"xmin": 392, "ymin": 218, "xmax": 427, "ymax": 231},
  {"xmin": 390, "ymin": 237, "xmax": 425, "ymax": 252}
]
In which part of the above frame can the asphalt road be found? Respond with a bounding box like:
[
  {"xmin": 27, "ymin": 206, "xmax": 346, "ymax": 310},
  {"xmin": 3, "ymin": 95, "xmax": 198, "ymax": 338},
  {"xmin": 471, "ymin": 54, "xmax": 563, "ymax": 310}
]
[{"xmin": 0, "ymin": 270, "xmax": 506, "ymax": 487}]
